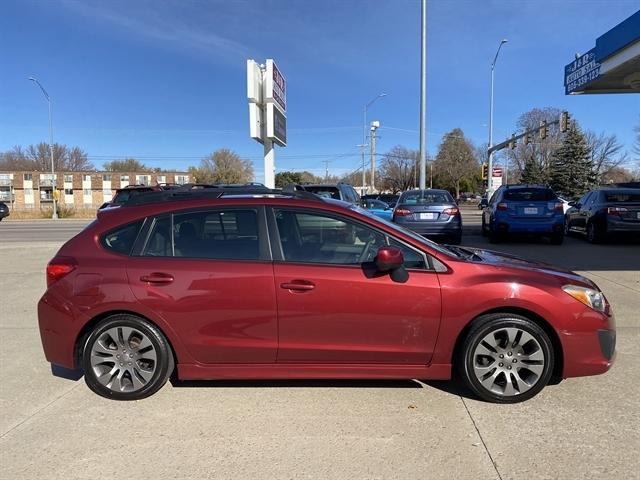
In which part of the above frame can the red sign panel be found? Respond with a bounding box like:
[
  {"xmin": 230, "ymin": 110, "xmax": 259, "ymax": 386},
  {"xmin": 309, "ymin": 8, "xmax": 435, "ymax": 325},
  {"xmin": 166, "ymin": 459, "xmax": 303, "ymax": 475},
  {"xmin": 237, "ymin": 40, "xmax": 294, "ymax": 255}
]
[{"xmin": 492, "ymin": 167, "xmax": 503, "ymax": 177}]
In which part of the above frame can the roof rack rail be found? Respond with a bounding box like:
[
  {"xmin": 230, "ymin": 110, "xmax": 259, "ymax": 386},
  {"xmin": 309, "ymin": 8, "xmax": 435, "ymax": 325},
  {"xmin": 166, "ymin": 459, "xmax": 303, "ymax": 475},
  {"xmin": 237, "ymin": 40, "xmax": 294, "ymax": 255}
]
[{"xmin": 123, "ymin": 184, "xmax": 323, "ymax": 207}]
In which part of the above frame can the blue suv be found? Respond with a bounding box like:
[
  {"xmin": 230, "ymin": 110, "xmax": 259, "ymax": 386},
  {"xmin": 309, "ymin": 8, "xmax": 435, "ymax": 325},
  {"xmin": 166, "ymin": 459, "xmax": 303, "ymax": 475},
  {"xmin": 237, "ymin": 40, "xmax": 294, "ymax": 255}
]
[{"xmin": 482, "ymin": 185, "xmax": 565, "ymax": 244}]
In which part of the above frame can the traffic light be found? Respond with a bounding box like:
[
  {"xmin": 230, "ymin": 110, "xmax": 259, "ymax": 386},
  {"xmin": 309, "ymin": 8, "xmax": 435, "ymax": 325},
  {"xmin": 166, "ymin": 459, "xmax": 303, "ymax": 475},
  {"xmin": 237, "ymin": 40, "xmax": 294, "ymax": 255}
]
[
  {"xmin": 481, "ymin": 163, "xmax": 488, "ymax": 180},
  {"xmin": 560, "ymin": 111, "xmax": 570, "ymax": 132},
  {"xmin": 539, "ymin": 120, "xmax": 549, "ymax": 140},
  {"xmin": 508, "ymin": 134, "xmax": 516, "ymax": 150},
  {"xmin": 523, "ymin": 132, "xmax": 530, "ymax": 146}
]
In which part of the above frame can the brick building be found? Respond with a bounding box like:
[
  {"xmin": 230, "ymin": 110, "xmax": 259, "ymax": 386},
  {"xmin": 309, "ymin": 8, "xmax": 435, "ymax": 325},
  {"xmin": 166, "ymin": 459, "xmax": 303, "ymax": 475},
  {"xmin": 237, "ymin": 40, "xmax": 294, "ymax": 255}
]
[{"xmin": 0, "ymin": 171, "xmax": 190, "ymax": 211}]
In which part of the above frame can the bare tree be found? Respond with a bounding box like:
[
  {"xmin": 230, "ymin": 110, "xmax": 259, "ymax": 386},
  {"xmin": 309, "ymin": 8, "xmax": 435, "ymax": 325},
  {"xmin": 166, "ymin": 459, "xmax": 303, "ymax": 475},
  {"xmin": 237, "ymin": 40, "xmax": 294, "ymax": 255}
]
[
  {"xmin": 378, "ymin": 145, "xmax": 419, "ymax": 193},
  {"xmin": 633, "ymin": 120, "xmax": 640, "ymax": 162},
  {"xmin": 1, "ymin": 143, "xmax": 94, "ymax": 171},
  {"xmin": 433, "ymin": 129, "xmax": 476, "ymax": 198},
  {"xmin": 190, "ymin": 149, "xmax": 254, "ymax": 184},
  {"xmin": 584, "ymin": 131, "xmax": 626, "ymax": 182}
]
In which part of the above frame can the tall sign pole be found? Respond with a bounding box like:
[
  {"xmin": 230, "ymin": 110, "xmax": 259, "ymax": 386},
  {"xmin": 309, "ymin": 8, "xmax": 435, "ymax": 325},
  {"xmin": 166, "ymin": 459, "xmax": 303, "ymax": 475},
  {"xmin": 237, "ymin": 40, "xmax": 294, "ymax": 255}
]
[
  {"xmin": 247, "ymin": 59, "xmax": 287, "ymax": 188},
  {"xmin": 419, "ymin": 0, "xmax": 427, "ymax": 190}
]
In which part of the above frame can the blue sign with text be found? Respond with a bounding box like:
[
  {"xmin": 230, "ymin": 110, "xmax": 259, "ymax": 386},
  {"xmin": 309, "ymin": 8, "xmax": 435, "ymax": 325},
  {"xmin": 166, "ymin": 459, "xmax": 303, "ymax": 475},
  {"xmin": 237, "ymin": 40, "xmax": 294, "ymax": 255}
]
[{"xmin": 564, "ymin": 48, "xmax": 601, "ymax": 94}]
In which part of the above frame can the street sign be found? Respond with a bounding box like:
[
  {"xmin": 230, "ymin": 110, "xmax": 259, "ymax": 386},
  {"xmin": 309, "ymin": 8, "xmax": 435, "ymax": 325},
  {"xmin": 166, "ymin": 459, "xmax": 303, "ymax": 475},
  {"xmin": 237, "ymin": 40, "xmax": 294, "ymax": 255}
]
[
  {"xmin": 265, "ymin": 59, "xmax": 286, "ymax": 112},
  {"xmin": 247, "ymin": 59, "xmax": 263, "ymax": 104},
  {"xmin": 491, "ymin": 176, "xmax": 503, "ymax": 189},
  {"xmin": 564, "ymin": 49, "xmax": 600, "ymax": 94},
  {"xmin": 492, "ymin": 167, "xmax": 503, "ymax": 177},
  {"xmin": 266, "ymin": 103, "xmax": 287, "ymax": 147}
]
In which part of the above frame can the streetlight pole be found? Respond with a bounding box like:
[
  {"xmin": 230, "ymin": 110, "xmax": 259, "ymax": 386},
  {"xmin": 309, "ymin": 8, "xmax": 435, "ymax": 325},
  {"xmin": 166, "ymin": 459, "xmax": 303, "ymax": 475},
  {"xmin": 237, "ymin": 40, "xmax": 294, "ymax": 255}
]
[
  {"xmin": 419, "ymin": 0, "xmax": 427, "ymax": 190},
  {"xmin": 487, "ymin": 39, "xmax": 507, "ymax": 197},
  {"xmin": 362, "ymin": 93, "xmax": 387, "ymax": 195},
  {"xmin": 29, "ymin": 76, "xmax": 58, "ymax": 219}
]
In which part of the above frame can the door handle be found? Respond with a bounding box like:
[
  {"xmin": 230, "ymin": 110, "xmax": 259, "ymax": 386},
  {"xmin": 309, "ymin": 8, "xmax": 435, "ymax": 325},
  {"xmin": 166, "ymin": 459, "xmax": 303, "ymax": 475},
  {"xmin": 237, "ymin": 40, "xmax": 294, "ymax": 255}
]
[
  {"xmin": 280, "ymin": 280, "xmax": 315, "ymax": 292},
  {"xmin": 140, "ymin": 272, "xmax": 174, "ymax": 284}
]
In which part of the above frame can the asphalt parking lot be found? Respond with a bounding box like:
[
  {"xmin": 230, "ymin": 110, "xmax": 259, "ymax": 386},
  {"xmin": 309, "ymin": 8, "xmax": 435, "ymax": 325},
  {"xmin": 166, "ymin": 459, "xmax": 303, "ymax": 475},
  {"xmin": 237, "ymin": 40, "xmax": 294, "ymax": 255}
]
[{"xmin": 1, "ymin": 211, "xmax": 638, "ymax": 479}]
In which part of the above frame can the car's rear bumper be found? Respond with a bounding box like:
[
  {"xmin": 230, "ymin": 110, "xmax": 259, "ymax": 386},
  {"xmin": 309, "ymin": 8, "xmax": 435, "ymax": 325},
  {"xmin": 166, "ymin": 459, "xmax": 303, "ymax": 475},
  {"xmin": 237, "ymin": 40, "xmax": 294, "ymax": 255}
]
[
  {"xmin": 394, "ymin": 220, "xmax": 462, "ymax": 236},
  {"xmin": 38, "ymin": 292, "xmax": 84, "ymax": 369},
  {"xmin": 494, "ymin": 218, "xmax": 563, "ymax": 234},
  {"xmin": 607, "ymin": 218, "xmax": 640, "ymax": 233}
]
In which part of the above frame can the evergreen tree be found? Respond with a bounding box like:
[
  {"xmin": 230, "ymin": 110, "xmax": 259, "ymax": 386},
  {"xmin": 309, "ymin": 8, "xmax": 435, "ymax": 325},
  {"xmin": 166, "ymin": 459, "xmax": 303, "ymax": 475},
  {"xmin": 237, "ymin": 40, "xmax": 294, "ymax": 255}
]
[
  {"xmin": 520, "ymin": 155, "xmax": 544, "ymax": 184},
  {"xmin": 549, "ymin": 123, "xmax": 595, "ymax": 198}
]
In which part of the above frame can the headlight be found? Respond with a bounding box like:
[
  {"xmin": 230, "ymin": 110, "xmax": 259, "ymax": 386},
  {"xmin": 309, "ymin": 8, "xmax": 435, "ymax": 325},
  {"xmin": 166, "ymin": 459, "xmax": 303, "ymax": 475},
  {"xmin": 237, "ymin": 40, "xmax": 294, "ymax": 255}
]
[{"xmin": 562, "ymin": 285, "xmax": 606, "ymax": 312}]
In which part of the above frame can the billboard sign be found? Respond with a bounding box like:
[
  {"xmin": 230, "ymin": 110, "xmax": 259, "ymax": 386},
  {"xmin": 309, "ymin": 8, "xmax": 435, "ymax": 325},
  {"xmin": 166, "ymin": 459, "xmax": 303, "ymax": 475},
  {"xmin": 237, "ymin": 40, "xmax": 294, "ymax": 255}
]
[
  {"xmin": 248, "ymin": 103, "xmax": 264, "ymax": 144},
  {"xmin": 266, "ymin": 103, "xmax": 287, "ymax": 147},
  {"xmin": 564, "ymin": 49, "xmax": 601, "ymax": 94},
  {"xmin": 265, "ymin": 59, "xmax": 286, "ymax": 112}
]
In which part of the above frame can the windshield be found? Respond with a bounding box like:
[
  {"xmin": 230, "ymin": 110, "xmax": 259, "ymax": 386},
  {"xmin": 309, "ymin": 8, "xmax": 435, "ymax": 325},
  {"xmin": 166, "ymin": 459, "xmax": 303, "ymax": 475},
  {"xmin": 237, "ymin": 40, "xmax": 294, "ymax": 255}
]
[
  {"xmin": 302, "ymin": 186, "xmax": 341, "ymax": 199},
  {"xmin": 351, "ymin": 205, "xmax": 456, "ymax": 257}
]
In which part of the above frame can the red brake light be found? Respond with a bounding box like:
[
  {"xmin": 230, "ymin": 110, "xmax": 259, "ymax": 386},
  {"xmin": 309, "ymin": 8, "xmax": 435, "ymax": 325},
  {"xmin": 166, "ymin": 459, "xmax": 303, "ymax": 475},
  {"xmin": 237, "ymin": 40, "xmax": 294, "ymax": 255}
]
[
  {"xmin": 554, "ymin": 203, "xmax": 564, "ymax": 212},
  {"xmin": 394, "ymin": 208, "xmax": 412, "ymax": 217},
  {"xmin": 607, "ymin": 206, "xmax": 627, "ymax": 216},
  {"xmin": 443, "ymin": 207, "xmax": 459, "ymax": 216},
  {"xmin": 497, "ymin": 203, "xmax": 508, "ymax": 211},
  {"xmin": 46, "ymin": 257, "xmax": 76, "ymax": 287}
]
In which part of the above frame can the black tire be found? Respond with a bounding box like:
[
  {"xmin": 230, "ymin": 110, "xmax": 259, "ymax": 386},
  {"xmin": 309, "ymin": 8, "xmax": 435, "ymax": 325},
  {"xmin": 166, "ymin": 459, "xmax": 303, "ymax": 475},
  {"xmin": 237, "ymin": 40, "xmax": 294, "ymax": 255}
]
[
  {"xmin": 82, "ymin": 314, "xmax": 174, "ymax": 400},
  {"xmin": 457, "ymin": 313, "xmax": 554, "ymax": 404},
  {"xmin": 481, "ymin": 218, "xmax": 488, "ymax": 237},
  {"xmin": 586, "ymin": 221, "xmax": 604, "ymax": 244},
  {"xmin": 549, "ymin": 232, "xmax": 564, "ymax": 245}
]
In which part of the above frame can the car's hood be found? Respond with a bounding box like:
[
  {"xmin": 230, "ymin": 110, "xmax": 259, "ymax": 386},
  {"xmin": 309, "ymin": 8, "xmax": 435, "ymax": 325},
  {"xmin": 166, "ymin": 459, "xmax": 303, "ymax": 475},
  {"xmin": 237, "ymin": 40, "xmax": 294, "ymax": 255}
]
[{"xmin": 461, "ymin": 246, "xmax": 597, "ymax": 289}]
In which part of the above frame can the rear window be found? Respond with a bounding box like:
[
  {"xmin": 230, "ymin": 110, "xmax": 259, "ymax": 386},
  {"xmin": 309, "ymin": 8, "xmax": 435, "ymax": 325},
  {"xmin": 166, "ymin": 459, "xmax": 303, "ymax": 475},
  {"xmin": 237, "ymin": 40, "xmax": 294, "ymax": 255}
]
[
  {"xmin": 400, "ymin": 191, "xmax": 454, "ymax": 205},
  {"xmin": 503, "ymin": 188, "xmax": 556, "ymax": 201},
  {"xmin": 603, "ymin": 191, "xmax": 640, "ymax": 203},
  {"xmin": 101, "ymin": 220, "xmax": 143, "ymax": 255},
  {"xmin": 113, "ymin": 188, "xmax": 153, "ymax": 205},
  {"xmin": 302, "ymin": 186, "xmax": 341, "ymax": 199}
]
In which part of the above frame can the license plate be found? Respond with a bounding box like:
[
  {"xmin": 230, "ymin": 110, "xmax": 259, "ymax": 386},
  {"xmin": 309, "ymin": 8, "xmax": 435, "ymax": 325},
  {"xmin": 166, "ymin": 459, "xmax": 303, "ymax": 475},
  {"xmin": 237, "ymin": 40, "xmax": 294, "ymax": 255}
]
[
  {"xmin": 419, "ymin": 212, "xmax": 436, "ymax": 220},
  {"xmin": 524, "ymin": 207, "xmax": 538, "ymax": 214}
]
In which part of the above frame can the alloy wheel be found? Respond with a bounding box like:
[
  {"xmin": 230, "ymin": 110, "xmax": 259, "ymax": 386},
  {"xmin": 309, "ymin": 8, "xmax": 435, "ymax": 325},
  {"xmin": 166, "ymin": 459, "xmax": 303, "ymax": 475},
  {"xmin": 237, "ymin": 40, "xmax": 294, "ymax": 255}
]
[{"xmin": 472, "ymin": 327, "xmax": 545, "ymax": 397}]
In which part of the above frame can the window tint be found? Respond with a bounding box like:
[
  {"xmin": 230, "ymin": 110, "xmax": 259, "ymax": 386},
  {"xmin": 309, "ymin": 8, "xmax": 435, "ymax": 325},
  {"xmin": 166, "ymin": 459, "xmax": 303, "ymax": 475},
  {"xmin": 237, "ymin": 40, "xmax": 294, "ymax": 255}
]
[
  {"xmin": 102, "ymin": 220, "xmax": 143, "ymax": 255},
  {"xmin": 503, "ymin": 188, "xmax": 556, "ymax": 201},
  {"xmin": 400, "ymin": 190, "xmax": 454, "ymax": 205},
  {"xmin": 604, "ymin": 191, "xmax": 640, "ymax": 203},
  {"xmin": 145, "ymin": 217, "xmax": 173, "ymax": 257},
  {"xmin": 172, "ymin": 209, "xmax": 259, "ymax": 260},
  {"xmin": 276, "ymin": 210, "xmax": 386, "ymax": 265}
]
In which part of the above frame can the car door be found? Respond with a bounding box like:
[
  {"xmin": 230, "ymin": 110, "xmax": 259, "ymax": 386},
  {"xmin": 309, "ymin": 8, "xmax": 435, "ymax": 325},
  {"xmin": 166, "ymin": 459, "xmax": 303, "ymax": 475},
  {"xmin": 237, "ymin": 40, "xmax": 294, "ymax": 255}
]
[
  {"xmin": 126, "ymin": 207, "xmax": 278, "ymax": 364},
  {"xmin": 573, "ymin": 192, "xmax": 593, "ymax": 231},
  {"xmin": 270, "ymin": 207, "xmax": 442, "ymax": 365}
]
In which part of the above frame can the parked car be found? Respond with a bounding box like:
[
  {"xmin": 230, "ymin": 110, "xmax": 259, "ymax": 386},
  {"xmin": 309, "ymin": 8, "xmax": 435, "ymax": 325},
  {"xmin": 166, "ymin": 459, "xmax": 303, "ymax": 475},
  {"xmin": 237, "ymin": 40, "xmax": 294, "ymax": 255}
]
[
  {"xmin": 285, "ymin": 182, "xmax": 361, "ymax": 206},
  {"xmin": 38, "ymin": 186, "xmax": 615, "ymax": 403},
  {"xmin": 0, "ymin": 201, "xmax": 9, "ymax": 221},
  {"xmin": 565, "ymin": 188, "xmax": 640, "ymax": 243},
  {"xmin": 482, "ymin": 185, "xmax": 565, "ymax": 244},
  {"xmin": 478, "ymin": 194, "xmax": 488, "ymax": 210},
  {"xmin": 392, "ymin": 189, "xmax": 462, "ymax": 244},
  {"xmin": 361, "ymin": 198, "xmax": 393, "ymax": 220},
  {"xmin": 98, "ymin": 185, "xmax": 164, "ymax": 210},
  {"xmin": 362, "ymin": 193, "xmax": 400, "ymax": 208}
]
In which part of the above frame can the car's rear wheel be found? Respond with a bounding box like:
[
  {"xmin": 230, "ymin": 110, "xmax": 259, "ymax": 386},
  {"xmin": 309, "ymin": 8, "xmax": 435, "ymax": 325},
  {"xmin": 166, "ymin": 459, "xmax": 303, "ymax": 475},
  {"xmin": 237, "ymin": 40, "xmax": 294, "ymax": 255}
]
[
  {"xmin": 82, "ymin": 314, "xmax": 174, "ymax": 400},
  {"xmin": 587, "ymin": 221, "xmax": 604, "ymax": 244},
  {"xmin": 481, "ymin": 218, "xmax": 488, "ymax": 237},
  {"xmin": 458, "ymin": 313, "xmax": 554, "ymax": 403}
]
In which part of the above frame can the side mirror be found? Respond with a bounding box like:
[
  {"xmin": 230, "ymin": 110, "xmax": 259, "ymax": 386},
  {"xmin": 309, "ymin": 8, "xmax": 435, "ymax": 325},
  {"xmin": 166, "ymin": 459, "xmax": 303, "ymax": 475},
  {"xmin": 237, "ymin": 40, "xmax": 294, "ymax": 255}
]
[
  {"xmin": 568, "ymin": 201, "xmax": 577, "ymax": 207},
  {"xmin": 376, "ymin": 246, "xmax": 404, "ymax": 271}
]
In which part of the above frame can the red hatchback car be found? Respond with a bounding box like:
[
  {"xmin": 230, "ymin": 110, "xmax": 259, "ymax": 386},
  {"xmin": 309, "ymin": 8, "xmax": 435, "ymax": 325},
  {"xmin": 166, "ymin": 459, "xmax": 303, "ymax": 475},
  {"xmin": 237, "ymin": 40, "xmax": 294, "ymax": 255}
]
[{"xmin": 38, "ymin": 189, "xmax": 616, "ymax": 403}]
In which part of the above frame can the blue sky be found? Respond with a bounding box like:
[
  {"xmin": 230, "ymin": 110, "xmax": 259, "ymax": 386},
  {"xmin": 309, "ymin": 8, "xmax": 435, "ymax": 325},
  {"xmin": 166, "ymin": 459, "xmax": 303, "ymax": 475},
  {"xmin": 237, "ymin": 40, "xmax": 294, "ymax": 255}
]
[{"xmin": 1, "ymin": 0, "xmax": 638, "ymax": 181}]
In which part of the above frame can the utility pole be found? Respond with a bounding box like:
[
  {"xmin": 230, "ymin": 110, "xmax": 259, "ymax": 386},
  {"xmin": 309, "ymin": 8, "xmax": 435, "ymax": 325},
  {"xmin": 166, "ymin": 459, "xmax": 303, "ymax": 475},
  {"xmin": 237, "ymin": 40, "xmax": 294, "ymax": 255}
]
[
  {"xmin": 29, "ymin": 76, "xmax": 58, "ymax": 219},
  {"xmin": 419, "ymin": 0, "xmax": 427, "ymax": 190},
  {"xmin": 362, "ymin": 93, "xmax": 387, "ymax": 195},
  {"xmin": 370, "ymin": 121, "xmax": 379, "ymax": 193},
  {"xmin": 322, "ymin": 159, "xmax": 331, "ymax": 181}
]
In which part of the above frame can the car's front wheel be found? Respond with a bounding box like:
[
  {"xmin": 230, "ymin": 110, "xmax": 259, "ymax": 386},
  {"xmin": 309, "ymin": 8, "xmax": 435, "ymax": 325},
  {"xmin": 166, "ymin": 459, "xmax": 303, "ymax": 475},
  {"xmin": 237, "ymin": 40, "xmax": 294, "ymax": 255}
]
[
  {"xmin": 458, "ymin": 313, "xmax": 554, "ymax": 403},
  {"xmin": 82, "ymin": 314, "xmax": 174, "ymax": 400}
]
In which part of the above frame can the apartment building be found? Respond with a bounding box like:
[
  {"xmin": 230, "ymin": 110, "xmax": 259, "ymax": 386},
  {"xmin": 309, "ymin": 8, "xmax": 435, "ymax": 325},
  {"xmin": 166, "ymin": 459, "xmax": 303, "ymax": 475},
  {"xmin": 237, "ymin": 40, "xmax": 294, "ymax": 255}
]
[{"xmin": 0, "ymin": 171, "xmax": 190, "ymax": 210}]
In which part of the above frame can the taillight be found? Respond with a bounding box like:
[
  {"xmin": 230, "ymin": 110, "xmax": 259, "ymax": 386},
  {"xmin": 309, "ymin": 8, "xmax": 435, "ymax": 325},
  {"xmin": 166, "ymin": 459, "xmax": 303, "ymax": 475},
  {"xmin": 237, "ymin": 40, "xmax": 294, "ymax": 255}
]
[
  {"xmin": 46, "ymin": 257, "xmax": 76, "ymax": 287},
  {"xmin": 497, "ymin": 203, "xmax": 508, "ymax": 211},
  {"xmin": 394, "ymin": 208, "xmax": 412, "ymax": 217},
  {"xmin": 607, "ymin": 206, "xmax": 627, "ymax": 216},
  {"xmin": 554, "ymin": 203, "xmax": 564, "ymax": 212},
  {"xmin": 443, "ymin": 207, "xmax": 459, "ymax": 216}
]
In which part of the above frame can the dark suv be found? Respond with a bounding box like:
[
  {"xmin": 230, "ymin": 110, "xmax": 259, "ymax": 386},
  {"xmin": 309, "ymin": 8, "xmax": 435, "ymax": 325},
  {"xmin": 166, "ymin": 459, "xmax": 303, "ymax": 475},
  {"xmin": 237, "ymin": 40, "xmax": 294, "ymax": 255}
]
[
  {"xmin": 38, "ymin": 186, "xmax": 615, "ymax": 403},
  {"xmin": 284, "ymin": 183, "xmax": 361, "ymax": 205},
  {"xmin": 565, "ymin": 188, "xmax": 640, "ymax": 243}
]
